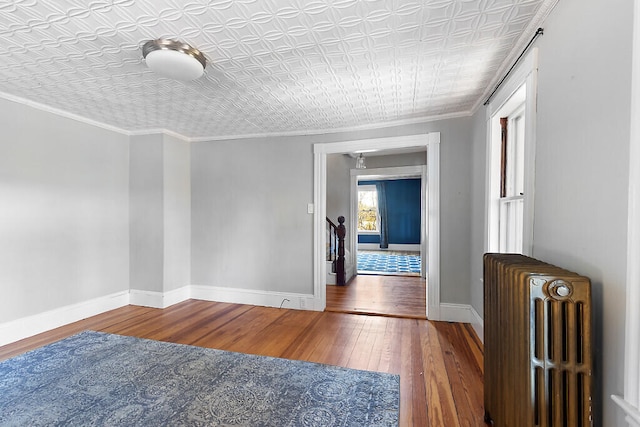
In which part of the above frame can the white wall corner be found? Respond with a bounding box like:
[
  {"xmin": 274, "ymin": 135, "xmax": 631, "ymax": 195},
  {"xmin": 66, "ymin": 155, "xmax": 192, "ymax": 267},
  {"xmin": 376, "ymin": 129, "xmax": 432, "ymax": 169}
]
[
  {"xmin": 190, "ymin": 285, "xmax": 319, "ymax": 311},
  {"xmin": 439, "ymin": 303, "xmax": 475, "ymax": 324},
  {"xmin": 129, "ymin": 286, "xmax": 191, "ymax": 309},
  {"xmin": 0, "ymin": 291, "xmax": 130, "ymax": 347}
]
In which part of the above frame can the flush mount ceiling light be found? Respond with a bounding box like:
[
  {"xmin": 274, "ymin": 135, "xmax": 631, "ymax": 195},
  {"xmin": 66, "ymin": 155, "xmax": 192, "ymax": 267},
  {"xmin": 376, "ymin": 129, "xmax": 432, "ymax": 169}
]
[{"xmin": 142, "ymin": 39, "xmax": 207, "ymax": 81}]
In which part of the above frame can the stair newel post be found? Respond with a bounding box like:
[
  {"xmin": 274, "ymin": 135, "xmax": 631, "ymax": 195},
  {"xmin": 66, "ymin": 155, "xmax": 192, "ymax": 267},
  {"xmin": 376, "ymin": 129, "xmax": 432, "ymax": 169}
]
[{"xmin": 336, "ymin": 216, "xmax": 346, "ymax": 286}]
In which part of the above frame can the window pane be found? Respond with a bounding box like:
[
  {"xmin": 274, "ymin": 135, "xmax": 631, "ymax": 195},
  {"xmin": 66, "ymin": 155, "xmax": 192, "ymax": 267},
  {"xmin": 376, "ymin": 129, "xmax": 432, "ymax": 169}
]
[
  {"xmin": 505, "ymin": 111, "xmax": 525, "ymax": 197},
  {"xmin": 358, "ymin": 188, "xmax": 379, "ymax": 232},
  {"xmin": 498, "ymin": 197, "xmax": 524, "ymax": 253}
]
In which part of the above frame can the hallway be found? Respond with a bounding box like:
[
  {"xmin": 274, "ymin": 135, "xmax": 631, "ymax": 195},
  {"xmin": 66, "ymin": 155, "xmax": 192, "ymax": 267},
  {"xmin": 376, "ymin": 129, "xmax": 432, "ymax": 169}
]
[{"xmin": 326, "ymin": 274, "xmax": 427, "ymax": 319}]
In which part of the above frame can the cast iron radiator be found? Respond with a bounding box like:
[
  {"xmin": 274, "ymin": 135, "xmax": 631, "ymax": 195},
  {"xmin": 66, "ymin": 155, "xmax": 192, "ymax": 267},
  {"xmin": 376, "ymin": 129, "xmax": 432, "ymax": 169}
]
[{"xmin": 483, "ymin": 253, "xmax": 593, "ymax": 427}]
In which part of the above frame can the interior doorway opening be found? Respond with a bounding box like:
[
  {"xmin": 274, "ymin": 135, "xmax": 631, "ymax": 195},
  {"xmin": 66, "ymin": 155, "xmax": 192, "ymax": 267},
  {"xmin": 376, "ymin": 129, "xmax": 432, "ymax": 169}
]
[
  {"xmin": 313, "ymin": 133, "xmax": 441, "ymax": 320},
  {"xmin": 354, "ymin": 169, "xmax": 424, "ymax": 278},
  {"xmin": 326, "ymin": 165, "xmax": 427, "ymax": 319}
]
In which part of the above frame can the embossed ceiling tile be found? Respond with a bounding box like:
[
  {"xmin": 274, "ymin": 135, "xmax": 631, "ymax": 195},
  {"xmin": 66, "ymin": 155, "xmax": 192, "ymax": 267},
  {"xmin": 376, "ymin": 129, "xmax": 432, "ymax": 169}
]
[
  {"xmin": 0, "ymin": 0, "xmax": 553, "ymax": 138},
  {"xmin": 450, "ymin": 13, "xmax": 482, "ymax": 35},
  {"xmin": 423, "ymin": 1, "xmax": 456, "ymax": 22},
  {"xmin": 420, "ymin": 22, "xmax": 452, "ymax": 46}
]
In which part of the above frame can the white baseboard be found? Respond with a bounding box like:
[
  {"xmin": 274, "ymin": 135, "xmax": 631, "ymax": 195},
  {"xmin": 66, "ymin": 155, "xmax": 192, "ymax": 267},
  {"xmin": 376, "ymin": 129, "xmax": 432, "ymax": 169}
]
[
  {"xmin": 0, "ymin": 285, "xmax": 322, "ymax": 347},
  {"xmin": 612, "ymin": 395, "xmax": 640, "ymax": 427},
  {"xmin": 0, "ymin": 290, "xmax": 130, "ymax": 347},
  {"xmin": 439, "ymin": 303, "xmax": 474, "ymax": 323},
  {"xmin": 191, "ymin": 285, "xmax": 318, "ymax": 311},
  {"xmin": 470, "ymin": 305, "xmax": 484, "ymax": 343},
  {"xmin": 438, "ymin": 303, "xmax": 484, "ymax": 343},
  {"xmin": 3, "ymin": 287, "xmax": 484, "ymax": 348},
  {"xmin": 129, "ymin": 286, "xmax": 191, "ymax": 309}
]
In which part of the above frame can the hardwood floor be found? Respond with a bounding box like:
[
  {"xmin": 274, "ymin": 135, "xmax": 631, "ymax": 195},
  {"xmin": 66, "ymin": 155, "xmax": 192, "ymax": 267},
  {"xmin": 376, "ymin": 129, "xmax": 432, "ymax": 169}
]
[
  {"xmin": 0, "ymin": 300, "xmax": 485, "ymax": 426},
  {"xmin": 326, "ymin": 274, "xmax": 427, "ymax": 318}
]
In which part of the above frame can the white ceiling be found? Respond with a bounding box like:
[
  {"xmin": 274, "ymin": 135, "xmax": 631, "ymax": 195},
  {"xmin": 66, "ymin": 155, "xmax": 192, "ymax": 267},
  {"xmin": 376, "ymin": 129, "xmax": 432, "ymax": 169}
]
[{"xmin": 0, "ymin": 0, "xmax": 556, "ymax": 141}]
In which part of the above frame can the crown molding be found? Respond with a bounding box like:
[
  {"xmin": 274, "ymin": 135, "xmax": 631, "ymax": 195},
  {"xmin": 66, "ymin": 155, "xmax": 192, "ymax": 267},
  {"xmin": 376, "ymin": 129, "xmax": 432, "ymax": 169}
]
[
  {"xmin": 0, "ymin": 90, "xmax": 472, "ymax": 143},
  {"xmin": 0, "ymin": 91, "xmax": 131, "ymax": 136},
  {"xmin": 188, "ymin": 110, "xmax": 472, "ymax": 142}
]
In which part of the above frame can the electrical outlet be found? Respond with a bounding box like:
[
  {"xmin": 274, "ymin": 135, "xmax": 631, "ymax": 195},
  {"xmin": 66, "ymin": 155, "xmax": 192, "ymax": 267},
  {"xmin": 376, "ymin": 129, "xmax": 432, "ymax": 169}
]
[{"xmin": 299, "ymin": 297, "xmax": 306, "ymax": 310}]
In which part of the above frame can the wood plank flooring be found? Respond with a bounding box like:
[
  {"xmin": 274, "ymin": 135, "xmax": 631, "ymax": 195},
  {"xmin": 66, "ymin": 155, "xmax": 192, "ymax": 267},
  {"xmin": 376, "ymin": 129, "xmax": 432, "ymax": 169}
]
[
  {"xmin": 326, "ymin": 274, "xmax": 427, "ymax": 318},
  {"xmin": 0, "ymin": 300, "xmax": 485, "ymax": 426}
]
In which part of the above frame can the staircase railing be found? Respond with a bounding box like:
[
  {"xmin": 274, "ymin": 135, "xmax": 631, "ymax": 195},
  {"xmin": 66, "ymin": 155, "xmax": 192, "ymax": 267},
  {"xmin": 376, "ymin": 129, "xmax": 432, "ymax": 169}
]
[
  {"xmin": 326, "ymin": 217, "xmax": 338, "ymax": 266},
  {"xmin": 326, "ymin": 216, "xmax": 346, "ymax": 285}
]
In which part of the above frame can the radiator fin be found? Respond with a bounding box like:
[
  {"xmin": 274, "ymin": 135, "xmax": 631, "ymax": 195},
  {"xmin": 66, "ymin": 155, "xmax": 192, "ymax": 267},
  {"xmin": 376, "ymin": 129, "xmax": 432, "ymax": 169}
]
[{"xmin": 483, "ymin": 253, "xmax": 593, "ymax": 427}]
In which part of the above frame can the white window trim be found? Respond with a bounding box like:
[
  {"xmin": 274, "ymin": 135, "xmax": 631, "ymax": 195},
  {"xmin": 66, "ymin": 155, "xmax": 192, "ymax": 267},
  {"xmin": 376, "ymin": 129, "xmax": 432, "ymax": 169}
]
[
  {"xmin": 356, "ymin": 184, "xmax": 380, "ymax": 233},
  {"xmin": 485, "ymin": 48, "xmax": 538, "ymax": 257},
  {"xmin": 612, "ymin": 1, "xmax": 640, "ymax": 425}
]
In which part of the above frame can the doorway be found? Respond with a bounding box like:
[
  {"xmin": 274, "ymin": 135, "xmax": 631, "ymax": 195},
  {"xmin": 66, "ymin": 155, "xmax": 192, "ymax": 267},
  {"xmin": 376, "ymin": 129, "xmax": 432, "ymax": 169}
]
[
  {"xmin": 353, "ymin": 169, "xmax": 424, "ymax": 277},
  {"xmin": 313, "ymin": 133, "xmax": 441, "ymax": 320},
  {"xmin": 327, "ymin": 166, "xmax": 426, "ymax": 318}
]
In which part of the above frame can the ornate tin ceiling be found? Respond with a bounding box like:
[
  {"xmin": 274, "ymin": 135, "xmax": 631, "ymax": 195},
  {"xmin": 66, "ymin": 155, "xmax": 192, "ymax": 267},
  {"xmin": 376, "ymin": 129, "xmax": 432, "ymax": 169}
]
[{"xmin": 0, "ymin": 0, "xmax": 556, "ymax": 140}]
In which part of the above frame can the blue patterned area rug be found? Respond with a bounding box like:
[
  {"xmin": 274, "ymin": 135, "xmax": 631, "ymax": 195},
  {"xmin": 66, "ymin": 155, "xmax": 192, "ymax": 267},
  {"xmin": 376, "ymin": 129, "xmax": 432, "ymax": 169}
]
[
  {"xmin": 0, "ymin": 331, "xmax": 400, "ymax": 426},
  {"xmin": 357, "ymin": 251, "xmax": 421, "ymax": 275}
]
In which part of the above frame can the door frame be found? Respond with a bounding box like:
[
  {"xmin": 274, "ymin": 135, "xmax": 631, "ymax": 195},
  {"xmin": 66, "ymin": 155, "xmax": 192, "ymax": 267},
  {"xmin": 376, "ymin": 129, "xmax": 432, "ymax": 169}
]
[
  {"xmin": 313, "ymin": 133, "xmax": 441, "ymax": 319},
  {"xmin": 350, "ymin": 165, "xmax": 426, "ymax": 277}
]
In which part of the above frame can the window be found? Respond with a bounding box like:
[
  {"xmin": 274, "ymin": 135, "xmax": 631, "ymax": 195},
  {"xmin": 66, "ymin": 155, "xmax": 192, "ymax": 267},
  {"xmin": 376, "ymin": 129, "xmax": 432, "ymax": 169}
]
[
  {"xmin": 486, "ymin": 74, "xmax": 535, "ymax": 256},
  {"xmin": 498, "ymin": 104, "xmax": 526, "ymax": 253},
  {"xmin": 357, "ymin": 185, "xmax": 379, "ymax": 232}
]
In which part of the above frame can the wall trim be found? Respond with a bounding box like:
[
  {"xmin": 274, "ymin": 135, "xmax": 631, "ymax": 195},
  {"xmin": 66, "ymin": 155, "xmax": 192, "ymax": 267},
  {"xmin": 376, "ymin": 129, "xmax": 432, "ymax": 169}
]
[
  {"xmin": 190, "ymin": 285, "xmax": 317, "ymax": 311},
  {"xmin": 439, "ymin": 303, "xmax": 475, "ymax": 323},
  {"xmin": 615, "ymin": 0, "xmax": 640, "ymax": 424},
  {"xmin": 0, "ymin": 291, "xmax": 130, "ymax": 347},
  {"xmin": 0, "ymin": 90, "xmax": 470, "ymax": 144},
  {"xmin": 0, "ymin": 283, "xmax": 483, "ymax": 347},
  {"xmin": 129, "ymin": 286, "xmax": 191, "ymax": 309},
  {"xmin": 470, "ymin": 305, "xmax": 484, "ymax": 343},
  {"xmin": 187, "ymin": 112, "xmax": 468, "ymax": 142},
  {"xmin": 612, "ymin": 395, "xmax": 640, "ymax": 427}
]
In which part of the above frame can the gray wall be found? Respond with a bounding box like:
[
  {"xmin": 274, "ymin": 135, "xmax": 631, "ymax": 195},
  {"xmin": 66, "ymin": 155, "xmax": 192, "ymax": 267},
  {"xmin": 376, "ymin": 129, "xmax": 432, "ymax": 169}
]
[
  {"xmin": 129, "ymin": 133, "xmax": 191, "ymax": 294},
  {"xmin": 191, "ymin": 118, "xmax": 474, "ymax": 305},
  {"xmin": 326, "ymin": 153, "xmax": 352, "ymax": 231},
  {"xmin": 162, "ymin": 134, "xmax": 191, "ymax": 292},
  {"xmin": 130, "ymin": 134, "xmax": 164, "ymax": 293},
  {"xmin": 468, "ymin": 0, "xmax": 632, "ymax": 424},
  {"xmin": 534, "ymin": 1, "xmax": 631, "ymax": 424},
  {"xmin": 469, "ymin": 109, "xmax": 487, "ymax": 319},
  {"xmin": 360, "ymin": 151, "xmax": 427, "ymax": 169},
  {"xmin": 191, "ymin": 137, "xmax": 315, "ymax": 294},
  {"xmin": 0, "ymin": 98, "xmax": 130, "ymax": 323}
]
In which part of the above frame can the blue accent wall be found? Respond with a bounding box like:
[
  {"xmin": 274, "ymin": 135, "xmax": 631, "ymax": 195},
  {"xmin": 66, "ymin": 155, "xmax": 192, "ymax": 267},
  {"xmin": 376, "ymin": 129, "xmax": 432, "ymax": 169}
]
[
  {"xmin": 358, "ymin": 233, "xmax": 380, "ymax": 244},
  {"xmin": 357, "ymin": 178, "xmax": 421, "ymax": 245}
]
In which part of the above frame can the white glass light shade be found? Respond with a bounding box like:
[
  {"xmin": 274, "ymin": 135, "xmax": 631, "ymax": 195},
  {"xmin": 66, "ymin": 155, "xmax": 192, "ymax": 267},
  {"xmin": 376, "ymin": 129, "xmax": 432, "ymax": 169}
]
[
  {"xmin": 356, "ymin": 153, "xmax": 366, "ymax": 169},
  {"xmin": 142, "ymin": 39, "xmax": 206, "ymax": 81}
]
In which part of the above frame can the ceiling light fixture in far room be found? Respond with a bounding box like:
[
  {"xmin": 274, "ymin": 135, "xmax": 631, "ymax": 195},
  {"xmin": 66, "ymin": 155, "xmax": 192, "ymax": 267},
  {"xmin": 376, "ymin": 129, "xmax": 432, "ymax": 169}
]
[
  {"xmin": 355, "ymin": 153, "xmax": 366, "ymax": 169},
  {"xmin": 142, "ymin": 39, "xmax": 207, "ymax": 81}
]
